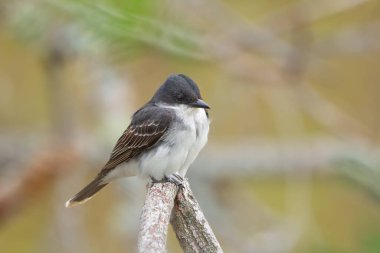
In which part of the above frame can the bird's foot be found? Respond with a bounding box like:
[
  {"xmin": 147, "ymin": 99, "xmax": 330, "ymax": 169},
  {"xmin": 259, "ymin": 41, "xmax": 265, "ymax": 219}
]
[
  {"xmin": 150, "ymin": 176, "xmax": 163, "ymax": 184},
  {"xmin": 150, "ymin": 174, "xmax": 184, "ymax": 188},
  {"xmin": 164, "ymin": 173, "xmax": 184, "ymax": 188}
]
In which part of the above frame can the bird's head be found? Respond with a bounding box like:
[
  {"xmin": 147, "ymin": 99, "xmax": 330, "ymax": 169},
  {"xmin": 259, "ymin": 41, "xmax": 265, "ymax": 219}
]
[{"xmin": 151, "ymin": 74, "xmax": 210, "ymax": 109}]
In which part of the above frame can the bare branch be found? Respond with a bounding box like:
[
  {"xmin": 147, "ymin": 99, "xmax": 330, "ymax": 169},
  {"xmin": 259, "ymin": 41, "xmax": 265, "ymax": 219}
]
[
  {"xmin": 193, "ymin": 137, "xmax": 375, "ymax": 179},
  {"xmin": 137, "ymin": 182, "xmax": 178, "ymax": 253},
  {"xmin": 137, "ymin": 179, "xmax": 223, "ymax": 253},
  {"xmin": 171, "ymin": 180, "xmax": 223, "ymax": 253}
]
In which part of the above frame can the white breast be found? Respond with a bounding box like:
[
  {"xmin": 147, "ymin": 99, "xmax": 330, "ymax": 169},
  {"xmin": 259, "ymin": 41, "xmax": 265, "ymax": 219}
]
[
  {"xmin": 178, "ymin": 108, "xmax": 209, "ymax": 176},
  {"xmin": 138, "ymin": 104, "xmax": 209, "ymax": 180}
]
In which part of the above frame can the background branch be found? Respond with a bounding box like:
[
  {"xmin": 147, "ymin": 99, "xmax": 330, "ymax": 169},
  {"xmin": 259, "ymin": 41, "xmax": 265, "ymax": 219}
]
[{"xmin": 0, "ymin": 145, "xmax": 78, "ymax": 224}]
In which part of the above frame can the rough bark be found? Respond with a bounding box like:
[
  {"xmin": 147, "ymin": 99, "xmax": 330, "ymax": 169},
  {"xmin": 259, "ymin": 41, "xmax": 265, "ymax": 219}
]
[
  {"xmin": 137, "ymin": 182, "xmax": 178, "ymax": 253},
  {"xmin": 171, "ymin": 180, "xmax": 223, "ymax": 253}
]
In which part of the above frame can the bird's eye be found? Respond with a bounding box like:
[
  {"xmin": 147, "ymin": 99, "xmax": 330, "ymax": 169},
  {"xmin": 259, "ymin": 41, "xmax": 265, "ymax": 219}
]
[{"xmin": 176, "ymin": 94, "xmax": 184, "ymax": 101}]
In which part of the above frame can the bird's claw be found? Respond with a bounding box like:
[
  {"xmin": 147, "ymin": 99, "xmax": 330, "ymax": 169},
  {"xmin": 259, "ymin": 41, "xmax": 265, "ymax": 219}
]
[
  {"xmin": 150, "ymin": 174, "xmax": 184, "ymax": 188},
  {"xmin": 164, "ymin": 173, "xmax": 184, "ymax": 188}
]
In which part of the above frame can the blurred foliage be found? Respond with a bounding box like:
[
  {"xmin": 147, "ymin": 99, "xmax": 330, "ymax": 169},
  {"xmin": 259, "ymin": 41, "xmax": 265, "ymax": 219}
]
[
  {"xmin": 6, "ymin": 0, "xmax": 204, "ymax": 59},
  {"xmin": 335, "ymin": 154, "xmax": 380, "ymax": 201}
]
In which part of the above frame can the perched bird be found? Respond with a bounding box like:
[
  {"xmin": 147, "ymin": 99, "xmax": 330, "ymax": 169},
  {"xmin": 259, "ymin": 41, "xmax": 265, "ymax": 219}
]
[{"xmin": 65, "ymin": 74, "xmax": 210, "ymax": 207}]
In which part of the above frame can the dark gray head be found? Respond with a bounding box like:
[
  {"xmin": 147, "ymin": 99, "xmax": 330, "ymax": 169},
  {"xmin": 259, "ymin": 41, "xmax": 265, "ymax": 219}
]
[{"xmin": 150, "ymin": 74, "xmax": 210, "ymax": 109}]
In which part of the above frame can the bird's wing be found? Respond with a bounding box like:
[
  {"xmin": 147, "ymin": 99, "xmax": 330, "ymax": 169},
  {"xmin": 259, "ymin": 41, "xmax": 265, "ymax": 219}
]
[{"xmin": 99, "ymin": 108, "xmax": 172, "ymax": 174}]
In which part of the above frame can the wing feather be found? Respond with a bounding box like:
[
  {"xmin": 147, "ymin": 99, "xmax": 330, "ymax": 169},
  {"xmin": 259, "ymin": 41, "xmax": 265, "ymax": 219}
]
[{"xmin": 100, "ymin": 120, "xmax": 169, "ymax": 173}]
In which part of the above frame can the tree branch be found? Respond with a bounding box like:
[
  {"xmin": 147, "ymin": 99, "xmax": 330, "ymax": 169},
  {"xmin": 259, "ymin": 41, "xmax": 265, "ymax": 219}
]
[
  {"xmin": 137, "ymin": 179, "xmax": 223, "ymax": 253},
  {"xmin": 171, "ymin": 180, "xmax": 223, "ymax": 253},
  {"xmin": 137, "ymin": 182, "xmax": 178, "ymax": 253}
]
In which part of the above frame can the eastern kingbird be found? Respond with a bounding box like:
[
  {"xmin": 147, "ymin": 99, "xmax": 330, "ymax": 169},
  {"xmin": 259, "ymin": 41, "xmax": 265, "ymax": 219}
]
[{"xmin": 66, "ymin": 74, "xmax": 210, "ymax": 207}]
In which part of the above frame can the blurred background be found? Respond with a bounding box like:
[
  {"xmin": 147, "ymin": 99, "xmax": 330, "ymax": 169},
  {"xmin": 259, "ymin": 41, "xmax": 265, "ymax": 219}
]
[{"xmin": 0, "ymin": 0, "xmax": 380, "ymax": 252}]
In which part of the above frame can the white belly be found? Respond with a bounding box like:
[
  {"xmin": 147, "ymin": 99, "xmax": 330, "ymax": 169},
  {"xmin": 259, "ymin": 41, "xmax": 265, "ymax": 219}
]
[{"xmin": 138, "ymin": 106, "xmax": 209, "ymax": 180}]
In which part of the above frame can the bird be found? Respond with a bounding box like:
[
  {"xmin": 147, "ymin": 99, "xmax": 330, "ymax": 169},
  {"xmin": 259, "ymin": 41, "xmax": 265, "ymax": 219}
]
[{"xmin": 65, "ymin": 74, "xmax": 210, "ymax": 207}]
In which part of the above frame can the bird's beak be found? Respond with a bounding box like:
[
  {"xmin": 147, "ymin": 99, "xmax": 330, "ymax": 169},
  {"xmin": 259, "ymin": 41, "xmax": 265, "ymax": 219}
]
[{"xmin": 190, "ymin": 99, "xmax": 210, "ymax": 109}]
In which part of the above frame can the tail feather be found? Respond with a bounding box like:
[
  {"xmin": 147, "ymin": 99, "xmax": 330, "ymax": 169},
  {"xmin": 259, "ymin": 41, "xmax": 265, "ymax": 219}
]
[{"xmin": 65, "ymin": 176, "xmax": 108, "ymax": 208}]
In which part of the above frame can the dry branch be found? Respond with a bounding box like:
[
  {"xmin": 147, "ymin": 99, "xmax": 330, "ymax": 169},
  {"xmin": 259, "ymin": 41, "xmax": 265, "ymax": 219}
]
[
  {"xmin": 138, "ymin": 179, "xmax": 222, "ymax": 253},
  {"xmin": 171, "ymin": 180, "xmax": 223, "ymax": 253},
  {"xmin": 137, "ymin": 182, "xmax": 178, "ymax": 253}
]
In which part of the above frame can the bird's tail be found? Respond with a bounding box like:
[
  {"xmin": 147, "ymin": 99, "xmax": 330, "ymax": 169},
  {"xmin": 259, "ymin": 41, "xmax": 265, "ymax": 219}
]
[{"xmin": 65, "ymin": 175, "xmax": 108, "ymax": 208}]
